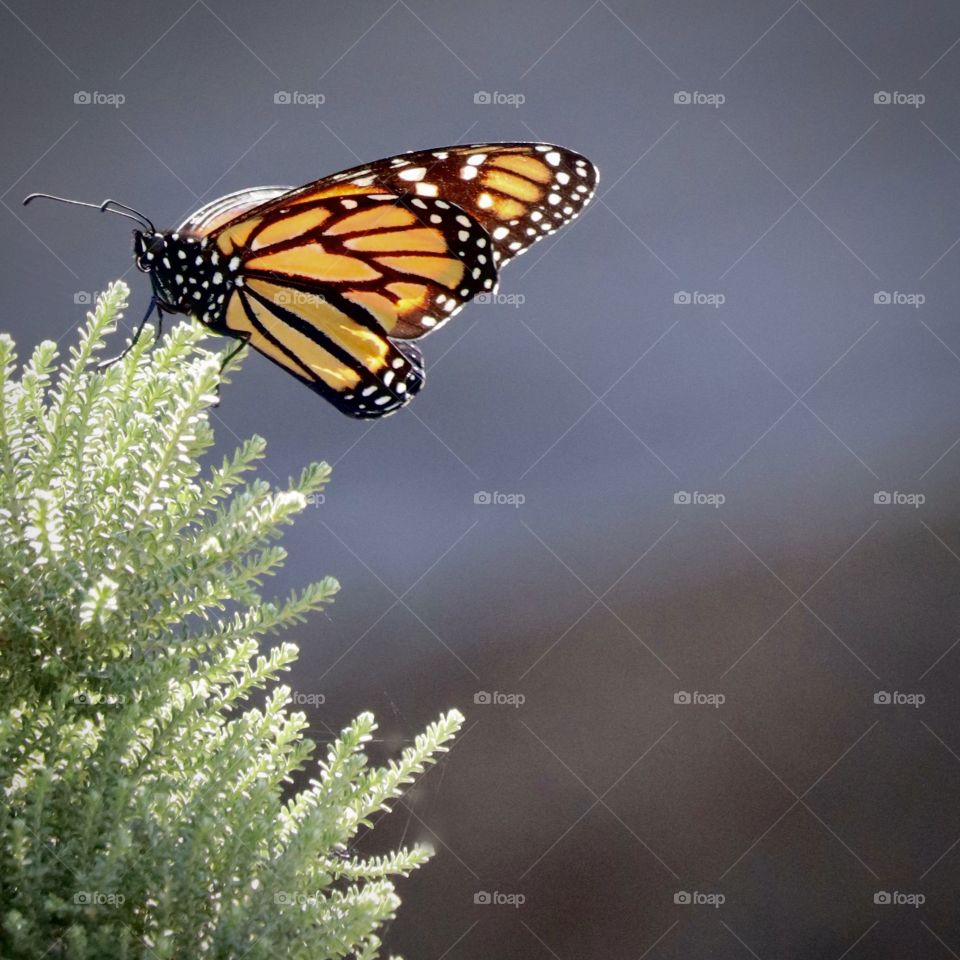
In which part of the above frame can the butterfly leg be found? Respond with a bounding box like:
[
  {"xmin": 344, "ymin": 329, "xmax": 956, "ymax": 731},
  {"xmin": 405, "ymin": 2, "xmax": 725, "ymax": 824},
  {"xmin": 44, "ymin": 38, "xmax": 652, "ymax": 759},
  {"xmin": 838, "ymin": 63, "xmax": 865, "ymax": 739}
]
[
  {"xmin": 218, "ymin": 332, "xmax": 250, "ymax": 376},
  {"xmin": 97, "ymin": 296, "xmax": 159, "ymax": 369},
  {"xmin": 212, "ymin": 332, "xmax": 250, "ymax": 405}
]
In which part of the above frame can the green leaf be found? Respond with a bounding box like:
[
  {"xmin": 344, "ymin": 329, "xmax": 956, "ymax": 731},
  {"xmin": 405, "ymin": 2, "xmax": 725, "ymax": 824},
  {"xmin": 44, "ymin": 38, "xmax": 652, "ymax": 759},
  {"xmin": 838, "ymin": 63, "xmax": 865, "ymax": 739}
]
[{"xmin": 0, "ymin": 284, "xmax": 459, "ymax": 960}]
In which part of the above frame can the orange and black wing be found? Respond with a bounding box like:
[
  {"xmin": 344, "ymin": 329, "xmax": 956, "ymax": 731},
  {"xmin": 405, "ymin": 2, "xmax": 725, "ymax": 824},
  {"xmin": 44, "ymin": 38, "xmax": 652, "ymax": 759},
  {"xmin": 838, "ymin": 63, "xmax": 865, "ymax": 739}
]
[
  {"xmin": 231, "ymin": 143, "xmax": 599, "ymax": 268},
  {"xmin": 189, "ymin": 190, "xmax": 496, "ymax": 417},
  {"xmin": 177, "ymin": 143, "xmax": 596, "ymax": 417}
]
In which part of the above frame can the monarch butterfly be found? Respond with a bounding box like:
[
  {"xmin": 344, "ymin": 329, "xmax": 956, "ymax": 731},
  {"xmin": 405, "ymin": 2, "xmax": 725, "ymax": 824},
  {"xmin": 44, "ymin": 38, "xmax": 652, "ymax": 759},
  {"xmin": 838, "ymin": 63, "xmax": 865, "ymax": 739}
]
[{"xmin": 25, "ymin": 143, "xmax": 598, "ymax": 418}]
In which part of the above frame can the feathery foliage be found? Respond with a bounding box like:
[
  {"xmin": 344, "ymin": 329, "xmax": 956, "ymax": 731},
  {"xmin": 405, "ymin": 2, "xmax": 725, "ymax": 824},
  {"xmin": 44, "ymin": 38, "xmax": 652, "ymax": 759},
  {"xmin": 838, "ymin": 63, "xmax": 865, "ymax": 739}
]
[{"xmin": 0, "ymin": 282, "xmax": 462, "ymax": 959}]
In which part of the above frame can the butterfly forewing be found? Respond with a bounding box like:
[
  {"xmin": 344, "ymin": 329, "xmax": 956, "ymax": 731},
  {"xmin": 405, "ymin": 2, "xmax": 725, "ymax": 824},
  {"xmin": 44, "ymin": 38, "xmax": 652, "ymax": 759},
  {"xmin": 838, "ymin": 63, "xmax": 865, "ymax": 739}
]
[
  {"xmin": 198, "ymin": 191, "xmax": 495, "ymax": 416},
  {"xmin": 225, "ymin": 143, "xmax": 598, "ymax": 267}
]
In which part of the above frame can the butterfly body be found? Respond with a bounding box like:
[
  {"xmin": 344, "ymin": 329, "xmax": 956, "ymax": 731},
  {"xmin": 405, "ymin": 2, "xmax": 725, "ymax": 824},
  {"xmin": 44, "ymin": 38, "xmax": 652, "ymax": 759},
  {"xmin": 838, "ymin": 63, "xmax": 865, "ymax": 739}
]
[
  {"xmin": 119, "ymin": 143, "xmax": 597, "ymax": 417},
  {"xmin": 134, "ymin": 230, "xmax": 234, "ymax": 327}
]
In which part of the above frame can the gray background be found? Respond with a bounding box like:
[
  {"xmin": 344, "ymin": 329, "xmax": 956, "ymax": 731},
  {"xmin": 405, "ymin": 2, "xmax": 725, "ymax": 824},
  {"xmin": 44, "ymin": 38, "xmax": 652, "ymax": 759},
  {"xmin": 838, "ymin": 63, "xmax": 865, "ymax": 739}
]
[{"xmin": 2, "ymin": 1, "xmax": 960, "ymax": 957}]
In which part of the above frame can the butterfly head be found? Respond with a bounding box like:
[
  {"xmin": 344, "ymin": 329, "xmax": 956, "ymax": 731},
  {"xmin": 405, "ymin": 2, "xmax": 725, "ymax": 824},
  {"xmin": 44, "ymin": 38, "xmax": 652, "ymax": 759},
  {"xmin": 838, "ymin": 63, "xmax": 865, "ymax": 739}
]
[{"xmin": 133, "ymin": 230, "xmax": 166, "ymax": 273}]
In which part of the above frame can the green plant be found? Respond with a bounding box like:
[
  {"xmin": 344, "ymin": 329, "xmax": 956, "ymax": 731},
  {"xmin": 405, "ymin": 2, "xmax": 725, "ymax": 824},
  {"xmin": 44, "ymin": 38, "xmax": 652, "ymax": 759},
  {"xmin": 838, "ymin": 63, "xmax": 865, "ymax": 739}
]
[{"xmin": 0, "ymin": 282, "xmax": 462, "ymax": 960}]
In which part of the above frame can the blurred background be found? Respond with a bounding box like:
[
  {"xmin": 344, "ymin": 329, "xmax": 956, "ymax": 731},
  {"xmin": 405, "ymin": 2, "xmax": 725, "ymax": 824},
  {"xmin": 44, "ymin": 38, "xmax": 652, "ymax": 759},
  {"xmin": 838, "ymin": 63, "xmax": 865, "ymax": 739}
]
[{"xmin": 3, "ymin": 1, "xmax": 960, "ymax": 956}]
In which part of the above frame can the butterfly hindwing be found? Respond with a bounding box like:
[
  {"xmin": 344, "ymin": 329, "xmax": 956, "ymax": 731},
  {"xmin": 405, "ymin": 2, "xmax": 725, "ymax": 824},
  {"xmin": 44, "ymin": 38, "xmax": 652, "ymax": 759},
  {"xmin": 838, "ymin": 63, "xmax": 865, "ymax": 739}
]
[
  {"xmin": 219, "ymin": 279, "xmax": 424, "ymax": 418},
  {"xmin": 177, "ymin": 186, "xmax": 292, "ymax": 237}
]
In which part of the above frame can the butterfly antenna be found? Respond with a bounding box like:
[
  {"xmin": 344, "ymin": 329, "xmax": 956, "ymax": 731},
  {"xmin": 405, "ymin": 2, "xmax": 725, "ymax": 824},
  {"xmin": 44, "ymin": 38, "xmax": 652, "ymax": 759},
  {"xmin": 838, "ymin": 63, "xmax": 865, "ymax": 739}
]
[
  {"xmin": 23, "ymin": 192, "xmax": 155, "ymax": 231},
  {"xmin": 100, "ymin": 199, "xmax": 155, "ymax": 232}
]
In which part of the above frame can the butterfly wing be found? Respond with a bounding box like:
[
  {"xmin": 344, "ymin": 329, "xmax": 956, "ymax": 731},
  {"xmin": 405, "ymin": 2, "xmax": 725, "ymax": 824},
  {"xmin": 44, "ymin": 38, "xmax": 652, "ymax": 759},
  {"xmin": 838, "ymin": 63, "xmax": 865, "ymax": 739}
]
[
  {"xmin": 219, "ymin": 280, "xmax": 425, "ymax": 418},
  {"xmin": 214, "ymin": 143, "xmax": 598, "ymax": 268},
  {"xmin": 176, "ymin": 186, "xmax": 292, "ymax": 236},
  {"xmin": 333, "ymin": 142, "xmax": 599, "ymax": 265},
  {"xmin": 193, "ymin": 191, "xmax": 496, "ymax": 417},
  {"xmin": 177, "ymin": 143, "xmax": 597, "ymax": 417}
]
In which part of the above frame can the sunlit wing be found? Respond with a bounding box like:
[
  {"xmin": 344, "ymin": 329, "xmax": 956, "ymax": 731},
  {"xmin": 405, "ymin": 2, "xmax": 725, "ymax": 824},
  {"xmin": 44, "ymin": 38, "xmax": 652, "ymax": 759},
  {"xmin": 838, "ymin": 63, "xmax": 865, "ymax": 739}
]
[
  {"xmin": 176, "ymin": 186, "xmax": 292, "ymax": 237},
  {"xmin": 220, "ymin": 277, "xmax": 425, "ymax": 418},
  {"xmin": 210, "ymin": 189, "xmax": 497, "ymax": 338},
  {"xmin": 184, "ymin": 191, "xmax": 495, "ymax": 417},
  {"xmin": 172, "ymin": 143, "xmax": 597, "ymax": 417},
  {"xmin": 204, "ymin": 143, "xmax": 598, "ymax": 268}
]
